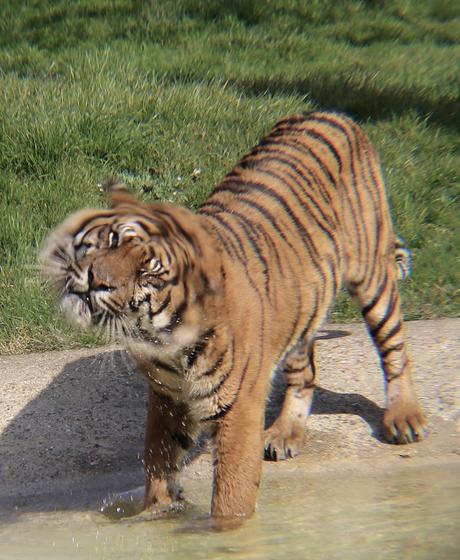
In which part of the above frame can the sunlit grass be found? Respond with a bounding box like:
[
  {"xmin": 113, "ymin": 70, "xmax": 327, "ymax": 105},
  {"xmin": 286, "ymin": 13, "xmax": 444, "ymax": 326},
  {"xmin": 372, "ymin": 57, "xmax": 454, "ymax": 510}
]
[{"xmin": 0, "ymin": 0, "xmax": 459, "ymax": 353}]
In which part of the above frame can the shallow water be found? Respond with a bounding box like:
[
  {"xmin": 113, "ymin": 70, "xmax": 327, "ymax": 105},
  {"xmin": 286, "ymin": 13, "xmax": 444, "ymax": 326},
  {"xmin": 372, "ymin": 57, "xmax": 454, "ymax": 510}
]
[{"xmin": 0, "ymin": 463, "xmax": 459, "ymax": 560}]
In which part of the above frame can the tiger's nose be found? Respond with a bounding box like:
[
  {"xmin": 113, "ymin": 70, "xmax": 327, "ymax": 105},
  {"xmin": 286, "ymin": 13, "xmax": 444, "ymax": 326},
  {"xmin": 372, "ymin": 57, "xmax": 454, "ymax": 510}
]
[{"xmin": 87, "ymin": 264, "xmax": 115, "ymax": 292}]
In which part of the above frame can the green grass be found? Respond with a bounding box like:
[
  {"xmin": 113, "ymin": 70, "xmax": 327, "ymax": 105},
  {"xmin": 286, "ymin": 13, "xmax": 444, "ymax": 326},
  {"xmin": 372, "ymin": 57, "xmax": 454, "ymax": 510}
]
[{"xmin": 0, "ymin": 0, "xmax": 459, "ymax": 354}]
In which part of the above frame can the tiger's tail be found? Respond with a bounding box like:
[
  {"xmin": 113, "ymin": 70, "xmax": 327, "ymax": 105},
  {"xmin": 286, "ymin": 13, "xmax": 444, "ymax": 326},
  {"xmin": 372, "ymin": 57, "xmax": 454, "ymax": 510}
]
[{"xmin": 394, "ymin": 235, "xmax": 412, "ymax": 280}]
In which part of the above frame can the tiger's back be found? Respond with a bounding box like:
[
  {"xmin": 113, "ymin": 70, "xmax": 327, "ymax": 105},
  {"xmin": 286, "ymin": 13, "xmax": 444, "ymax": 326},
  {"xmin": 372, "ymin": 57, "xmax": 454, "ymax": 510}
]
[{"xmin": 200, "ymin": 112, "xmax": 396, "ymax": 358}]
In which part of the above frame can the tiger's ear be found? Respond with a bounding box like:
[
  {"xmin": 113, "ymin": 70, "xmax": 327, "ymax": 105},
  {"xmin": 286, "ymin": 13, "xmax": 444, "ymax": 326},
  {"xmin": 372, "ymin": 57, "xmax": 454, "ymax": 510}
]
[{"xmin": 103, "ymin": 176, "xmax": 138, "ymax": 208}]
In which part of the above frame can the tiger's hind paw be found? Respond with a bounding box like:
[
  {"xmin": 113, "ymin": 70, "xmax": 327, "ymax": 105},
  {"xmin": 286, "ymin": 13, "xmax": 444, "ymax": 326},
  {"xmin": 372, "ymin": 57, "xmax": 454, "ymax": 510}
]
[
  {"xmin": 263, "ymin": 387, "xmax": 311, "ymax": 461},
  {"xmin": 384, "ymin": 376, "xmax": 427, "ymax": 444},
  {"xmin": 383, "ymin": 404, "xmax": 427, "ymax": 444},
  {"xmin": 263, "ymin": 426, "xmax": 303, "ymax": 461}
]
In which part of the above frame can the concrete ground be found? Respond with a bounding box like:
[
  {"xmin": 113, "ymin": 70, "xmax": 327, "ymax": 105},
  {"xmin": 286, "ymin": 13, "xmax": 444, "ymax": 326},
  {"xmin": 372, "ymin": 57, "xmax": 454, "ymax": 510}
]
[{"xmin": 0, "ymin": 319, "xmax": 459, "ymax": 519}]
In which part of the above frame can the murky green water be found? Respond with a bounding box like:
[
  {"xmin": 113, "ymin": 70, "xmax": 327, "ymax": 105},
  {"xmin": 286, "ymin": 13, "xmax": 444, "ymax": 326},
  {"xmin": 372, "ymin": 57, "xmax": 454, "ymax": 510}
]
[{"xmin": 0, "ymin": 463, "xmax": 458, "ymax": 560}]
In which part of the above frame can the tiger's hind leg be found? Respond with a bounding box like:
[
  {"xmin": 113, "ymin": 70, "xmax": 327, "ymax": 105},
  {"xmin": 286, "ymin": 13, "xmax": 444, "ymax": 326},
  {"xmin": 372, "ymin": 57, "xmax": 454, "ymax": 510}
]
[
  {"xmin": 349, "ymin": 266, "xmax": 426, "ymax": 444},
  {"xmin": 264, "ymin": 337, "xmax": 316, "ymax": 461}
]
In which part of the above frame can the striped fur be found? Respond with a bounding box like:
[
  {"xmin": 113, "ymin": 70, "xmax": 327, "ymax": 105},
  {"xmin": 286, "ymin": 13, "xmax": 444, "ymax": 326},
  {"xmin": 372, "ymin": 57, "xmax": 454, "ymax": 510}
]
[{"xmin": 41, "ymin": 111, "xmax": 425, "ymax": 522}]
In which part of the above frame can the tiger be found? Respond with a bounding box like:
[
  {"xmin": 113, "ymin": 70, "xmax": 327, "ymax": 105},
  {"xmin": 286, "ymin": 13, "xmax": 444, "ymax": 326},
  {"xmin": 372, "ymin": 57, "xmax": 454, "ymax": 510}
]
[{"xmin": 40, "ymin": 111, "xmax": 426, "ymax": 522}]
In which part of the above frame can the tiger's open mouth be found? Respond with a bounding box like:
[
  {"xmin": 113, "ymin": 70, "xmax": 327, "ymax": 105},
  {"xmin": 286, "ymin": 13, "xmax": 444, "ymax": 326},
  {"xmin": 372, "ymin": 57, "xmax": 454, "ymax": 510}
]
[
  {"xmin": 72, "ymin": 291, "xmax": 93, "ymax": 312},
  {"xmin": 61, "ymin": 288, "xmax": 116, "ymax": 326},
  {"xmin": 60, "ymin": 289, "xmax": 138, "ymax": 342}
]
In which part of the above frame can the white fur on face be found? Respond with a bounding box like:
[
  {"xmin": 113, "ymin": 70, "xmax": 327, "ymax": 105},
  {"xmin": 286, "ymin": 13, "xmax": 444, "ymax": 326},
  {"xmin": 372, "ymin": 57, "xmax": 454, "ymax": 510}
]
[{"xmin": 60, "ymin": 294, "xmax": 92, "ymax": 328}]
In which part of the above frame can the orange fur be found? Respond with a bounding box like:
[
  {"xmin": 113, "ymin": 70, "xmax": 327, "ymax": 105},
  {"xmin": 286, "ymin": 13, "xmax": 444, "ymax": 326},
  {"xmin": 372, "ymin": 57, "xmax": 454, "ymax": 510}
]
[{"xmin": 41, "ymin": 112, "xmax": 425, "ymax": 521}]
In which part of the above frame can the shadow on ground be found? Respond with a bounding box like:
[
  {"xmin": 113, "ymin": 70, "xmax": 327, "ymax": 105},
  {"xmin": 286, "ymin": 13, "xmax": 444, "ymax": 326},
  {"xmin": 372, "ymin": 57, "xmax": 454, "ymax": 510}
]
[{"xmin": 0, "ymin": 350, "xmax": 147, "ymax": 517}]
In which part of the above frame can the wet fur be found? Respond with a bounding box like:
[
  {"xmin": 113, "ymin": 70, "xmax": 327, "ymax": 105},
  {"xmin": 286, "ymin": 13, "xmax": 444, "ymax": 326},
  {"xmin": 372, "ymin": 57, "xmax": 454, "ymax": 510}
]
[{"xmin": 41, "ymin": 112, "xmax": 426, "ymax": 520}]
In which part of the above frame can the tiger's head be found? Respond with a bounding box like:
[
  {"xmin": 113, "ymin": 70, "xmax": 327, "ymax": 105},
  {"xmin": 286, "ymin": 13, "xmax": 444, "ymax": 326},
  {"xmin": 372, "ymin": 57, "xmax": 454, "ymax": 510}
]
[{"xmin": 40, "ymin": 180, "xmax": 220, "ymax": 353}]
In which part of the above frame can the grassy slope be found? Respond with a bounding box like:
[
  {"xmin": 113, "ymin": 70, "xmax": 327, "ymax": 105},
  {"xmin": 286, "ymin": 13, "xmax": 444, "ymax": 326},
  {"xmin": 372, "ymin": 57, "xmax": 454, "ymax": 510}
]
[{"xmin": 0, "ymin": 0, "xmax": 459, "ymax": 354}]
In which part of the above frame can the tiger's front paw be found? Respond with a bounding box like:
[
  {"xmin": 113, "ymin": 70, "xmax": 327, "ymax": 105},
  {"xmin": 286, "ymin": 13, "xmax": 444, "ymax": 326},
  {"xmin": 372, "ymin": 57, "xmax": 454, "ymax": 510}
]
[
  {"xmin": 100, "ymin": 481, "xmax": 185, "ymax": 521},
  {"xmin": 100, "ymin": 486, "xmax": 145, "ymax": 519},
  {"xmin": 145, "ymin": 478, "xmax": 184, "ymax": 509},
  {"xmin": 383, "ymin": 402, "xmax": 427, "ymax": 444},
  {"xmin": 263, "ymin": 425, "xmax": 303, "ymax": 461}
]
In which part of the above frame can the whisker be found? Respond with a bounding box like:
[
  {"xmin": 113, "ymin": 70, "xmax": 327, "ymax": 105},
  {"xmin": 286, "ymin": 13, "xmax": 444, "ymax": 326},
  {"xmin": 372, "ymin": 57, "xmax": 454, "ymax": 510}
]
[
  {"xmin": 53, "ymin": 245, "xmax": 71, "ymax": 261},
  {"xmin": 119, "ymin": 314, "xmax": 136, "ymax": 340},
  {"xmin": 118, "ymin": 347, "xmax": 137, "ymax": 377},
  {"xmin": 99, "ymin": 347, "xmax": 110, "ymax": 376},
  {"xmin": 114, "ymin": 318, "xmax": 123, "ymax": 341},
  {"xmin": 109, "ymin": 315, "xmax": 116, "ymax": 344}
]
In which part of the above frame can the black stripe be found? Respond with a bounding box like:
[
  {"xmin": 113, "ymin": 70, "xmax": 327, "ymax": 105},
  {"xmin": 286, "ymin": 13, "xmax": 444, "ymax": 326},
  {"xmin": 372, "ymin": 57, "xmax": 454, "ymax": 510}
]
[
  {"xmin": 300, "ymin": 290, "xmax": 319, "ymax": 341},
  {"xmin": 153, "ymin": 209, "xmax": 200, "ymax": 251},
  {"xmin": 211, "ymin": 177, "xmax": 249, "ymax": 197},
  {"xmin": 284, "ymin": 365, "xmax": 308, "ymax": 374},
  {"xmin": 361, "ymin": 274, "xmax": 388, "ymax": 317},
  {"xmin": 258, "ymin": 166, "xmax": 340, "ymax": 256},
  {"xmin": 201, "ymin": 406, "xmax": 230, "ymax": 422},
  {"xmin": 200, "ymin": 357, "xmax": 249, "ymax": 422},
  {"xmin": 380, "ymin": 342, "xmax": 404, "ymax": 359},
  {"xmin": 199, "ymin": 208, "xmax": 247, "ymax": 264},
  {"xmin": 199, "ymin": 211, "xmax": 242, "ymax": 260},
  {"xmin": 197, "ymin": 349, "xmax": 229, "ymax": 378},
  {"xmin": 379, "ymin": 322, "xmax": 402, "ymax": 346},
  {"xmin": 241, "ymin": 138, "xmax": 337, "ymax": 192},
  {"xmin": 303, "ymin": 113, "xmax": 354, "ymax": 144},
  {"xmin": 310, "ymin": 114, "xmax": 369, "ymax": 280},
  {"xmin": 273, "ymin": 114, "xmax": 308, "ymax": 128},
  {"xmin": 302, "ymin": 128, "xmax": 343, "ymax": 172},
  {"xmin": 207, "ymin": 204, "xmax": 271, "ymax": 291},
  {"xmin": 221, "ymin": 206, "xmax": 268, "ymax": 260},
  {"xmin": 201, "ymin": 200, "xmax": 268, "ymax": 272},
  {"xmin": 147, "ymin": 291, "xmax": 171, "ymax": 318},
  {"xmin": 150, "ymin": 358, "xmax": 180, "ymax": 375},
  {"xmin": 308, "ymin": 341, "xmax": 317, "ymax": 381},
  {"xmin": 262, "ymin": 137, "xmax": 337, "ymax": 186},
  {"xmin": 99, "ymin": 297, "xmax": 120, "ymax": 315},
  {"xmin": 229, "ymin": 195, "xmax": 297, "ymax": 253},
  {"xmin": 222, "ymin": 179, "xmax": 320, "ymax": 267},
  {"xmin": 201, "ymin": 208, "xmax": 267, "ymax": 303},
  {"xmin": 159, "ymin": 300, "xmax": 188, "ymax": 333},
  {"xmin": 128, "ymin": 217, "xmax": 168, "ymax": 238},
  {"xmin": 256, "ymin": 224, "xmax": 283, "ymax": 270},
  {"xmin": 199, "ymin": 213, "xmax": 240, "ymax": 261},
  {"xmin": 347, "ymin": 139, "xmax": 369, "ymax": 283},
  {"xmin": 269, "ymin": 164, "xmax": 335, "ymax": 229},
  {"xmin": 74, "ymin": 212, "xmax": 116, "ymax": 237},
  {"xmin": 323, "ymin": 254, "xmax": 340, "ymax": 302},
  {"xmin": 238, "ymin": 180, "xmax": 327, "ymax": 281},
  {"xmin": 367, "ymin": 150, "xmax": 387, "ymax": 269},
  {"xmin": 171, "ymin": 431, "xmax": 193, "ymax": 450},
  {"xmin": 370, "ymin": 290, "xmax": 398, "ymax": 339},
  {"xmin": 193, "ymin": 366, "xmax": 232, "ymax": 400},
  {"xmin": 355, "ymin": 134, "xmax": 382, "ymax": 281},
  {"xmin": 185, "ymin": 328, "xmax": 215, "ymax": 369},
  {"xmin": 239, "ymin": 145, "xmax": 337, "ymax": 218}
]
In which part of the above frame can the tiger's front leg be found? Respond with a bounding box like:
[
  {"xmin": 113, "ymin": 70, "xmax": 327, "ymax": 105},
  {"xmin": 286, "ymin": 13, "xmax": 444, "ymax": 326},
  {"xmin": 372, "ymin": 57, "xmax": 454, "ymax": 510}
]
[
  {"xmin": 211, "ymin": 385, "xmax": 267, "ymax": 519},
  {"xmin": 143, "ymin": 386, "xmax": 195, "ymax": 511}
]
